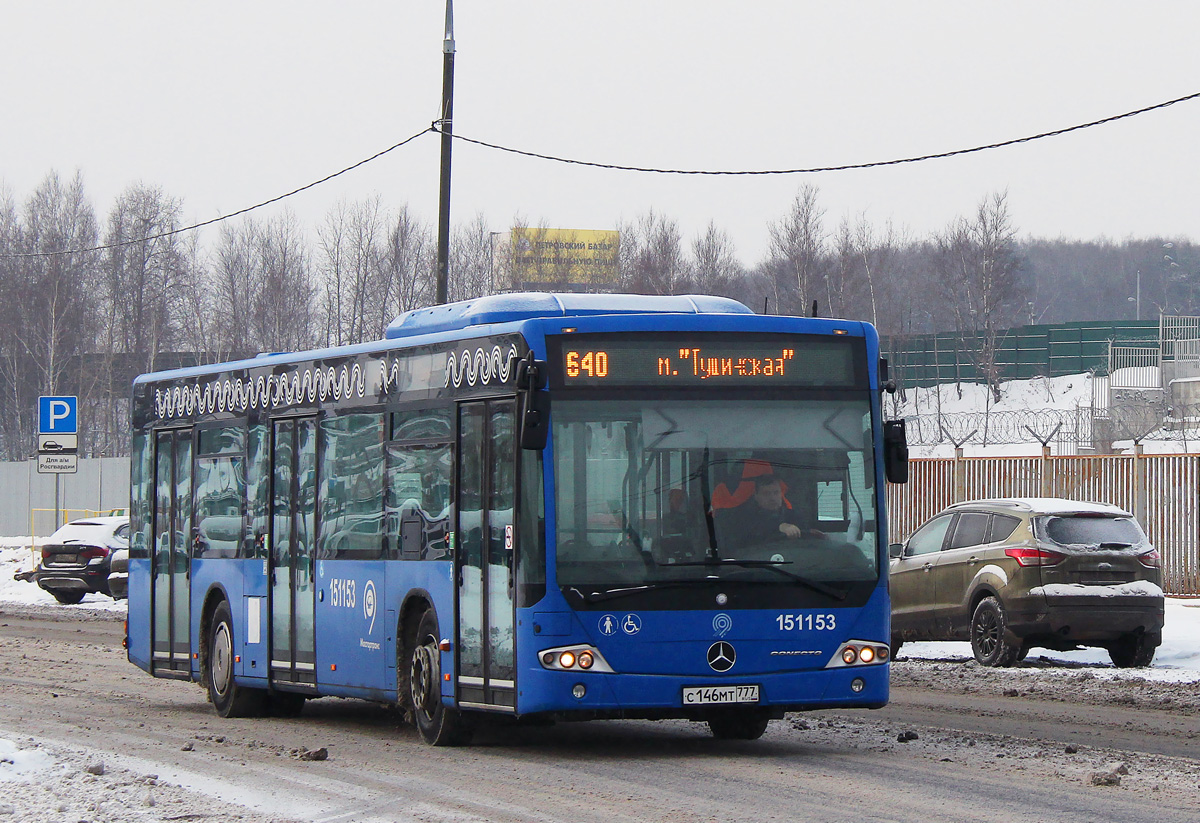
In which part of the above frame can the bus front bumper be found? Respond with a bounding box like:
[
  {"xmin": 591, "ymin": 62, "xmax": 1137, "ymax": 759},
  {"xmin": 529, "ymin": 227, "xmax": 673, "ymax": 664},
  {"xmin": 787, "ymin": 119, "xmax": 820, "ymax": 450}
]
[{"xmin": 506, "ymin": 663, "xmax": 889, "ymax": 717}]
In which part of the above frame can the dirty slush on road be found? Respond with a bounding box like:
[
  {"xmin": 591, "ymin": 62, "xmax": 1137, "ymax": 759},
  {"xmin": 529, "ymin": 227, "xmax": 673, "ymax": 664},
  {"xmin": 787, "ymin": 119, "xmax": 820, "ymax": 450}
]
[{"xmin": 1, "ymin": 603, "xmax": 1198, "ymax": 820}]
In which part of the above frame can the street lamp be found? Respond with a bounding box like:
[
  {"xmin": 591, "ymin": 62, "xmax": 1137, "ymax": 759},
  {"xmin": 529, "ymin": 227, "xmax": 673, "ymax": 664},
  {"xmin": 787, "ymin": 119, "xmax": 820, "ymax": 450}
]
[
  {"xmin": 488, "ymin": 231, "xmax": 504, "ymax": 293},
  {"xmin": 1128, "ymin": 269, "xmax": 1141, "ymax": 320}
]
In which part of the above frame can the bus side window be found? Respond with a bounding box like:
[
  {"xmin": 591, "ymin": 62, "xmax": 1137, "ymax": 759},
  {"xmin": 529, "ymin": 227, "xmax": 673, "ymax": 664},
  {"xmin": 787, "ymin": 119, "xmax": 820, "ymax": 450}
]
[{"xmin": 387, "ymin": 438, "xmax": 452, "ymax": 561}]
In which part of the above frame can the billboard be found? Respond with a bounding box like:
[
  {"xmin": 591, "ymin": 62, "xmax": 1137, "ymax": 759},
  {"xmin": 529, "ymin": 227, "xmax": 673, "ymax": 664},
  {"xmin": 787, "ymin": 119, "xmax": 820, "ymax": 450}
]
[{"xmin": 511, "ymin": 228, "xmax": 619, "ymax": 288}]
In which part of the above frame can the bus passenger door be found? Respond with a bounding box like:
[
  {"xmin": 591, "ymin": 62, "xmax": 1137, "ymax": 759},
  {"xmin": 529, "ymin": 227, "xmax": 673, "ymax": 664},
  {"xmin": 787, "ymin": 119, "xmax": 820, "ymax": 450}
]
[
  {"xmin": 456, "ymin": 400, "xmax": 517, "ymax": 711},
  {"xmin": 269, "ymin": 417, "xmax": 318, "ymax": 685},
  {"xmin": 152, "ymin": 429, "xmax": 192, "ymax": 676}
]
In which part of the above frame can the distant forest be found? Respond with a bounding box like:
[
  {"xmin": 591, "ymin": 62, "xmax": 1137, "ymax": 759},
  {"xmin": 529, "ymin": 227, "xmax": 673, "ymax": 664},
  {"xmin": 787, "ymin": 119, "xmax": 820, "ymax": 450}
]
[{"xmin": 1, "ymin": 171, "xmax": 1195, "ymax": 459}]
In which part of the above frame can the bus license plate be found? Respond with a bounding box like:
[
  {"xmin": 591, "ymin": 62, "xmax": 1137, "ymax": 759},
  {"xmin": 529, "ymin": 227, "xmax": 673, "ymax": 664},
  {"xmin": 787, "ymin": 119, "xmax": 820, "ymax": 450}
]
[{"xmin": 682, "ymin": 685, "xmax": 760, "ymax": 705}]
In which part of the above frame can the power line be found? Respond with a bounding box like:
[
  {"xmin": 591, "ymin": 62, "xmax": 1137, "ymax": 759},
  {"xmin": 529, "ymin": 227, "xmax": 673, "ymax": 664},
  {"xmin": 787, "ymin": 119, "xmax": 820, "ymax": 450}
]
[
  {"xmin": 2, "ymin": 127, "xmax": 435, "ymax": 259},
  {"xmin": 439, "ymin": 90, "xmax": 1200, "ymax": 175},
  {"xmin": 6, "ymin": 90, "xmax": 1198, "ymax": 260}
]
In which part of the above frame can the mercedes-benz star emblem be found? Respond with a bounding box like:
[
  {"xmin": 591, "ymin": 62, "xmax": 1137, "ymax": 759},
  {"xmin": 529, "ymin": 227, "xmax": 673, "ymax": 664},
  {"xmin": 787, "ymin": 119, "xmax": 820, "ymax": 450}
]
[{"xmin": 707, "ymin": 641, "xmax": 736, "ymax": 672}]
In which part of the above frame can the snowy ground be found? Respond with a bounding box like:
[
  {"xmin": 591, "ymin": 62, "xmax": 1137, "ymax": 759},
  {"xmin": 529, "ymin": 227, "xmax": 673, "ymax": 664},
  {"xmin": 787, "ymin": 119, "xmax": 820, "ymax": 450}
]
[
  {"xmin": 3, "ymin": 537, "xmax": 1197, "ymax": 820},
  {"xmin": 0, "ymin": 736, "xmax": 296, "ymax": 823},
  {"xmin": 901, "ymin": 597, "xmax": 1200, "ymax": 683},
  {"xmin": 893, "ymin": 371, "xmax": 1198, "ymax": 456}
]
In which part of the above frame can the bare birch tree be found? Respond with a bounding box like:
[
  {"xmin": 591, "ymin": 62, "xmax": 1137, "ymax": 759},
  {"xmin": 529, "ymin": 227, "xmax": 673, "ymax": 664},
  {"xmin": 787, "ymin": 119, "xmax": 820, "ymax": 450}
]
[
  {"xmin": 379, "ymin": 204, "xmax": 433, "ymax": 323},
  {"xmin": 933, "ymin": 191, "xmax": 1024, "ymax": 399},
  {"xmin": 768, "ymin": 185, "xmax": 826, "ymax": 315},
  {"xmin": 318, "ymin": 198, "xmax": 394, "ymax": 345},
  {"xmin": 254, "ymin": 211, "xmax": 317, "ymax": 352},
  {"xmin": 691, "ymin": 221, "xmax": 742, "ymax": 298},
  {"xmin": 618, "ymin": 210, "xmax": 687, "ymax": 295},
  {"xmin": 449, "ymin": 212, "xmax": 496, "ymax": 302},
  {"xmin": 0, "ymin": 172, "xmax": 99, "ymax": 459}
]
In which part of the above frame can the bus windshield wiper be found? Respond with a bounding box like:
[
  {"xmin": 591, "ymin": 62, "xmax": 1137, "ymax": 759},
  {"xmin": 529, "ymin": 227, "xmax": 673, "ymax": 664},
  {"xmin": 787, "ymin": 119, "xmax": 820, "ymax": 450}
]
[
  {"xmin": 668, "ymin": 558, "xmax": 848, "ymax": 600},
  {"xmin": 569, "ymin": 579, "xmax": 721, "ymax": 603}
]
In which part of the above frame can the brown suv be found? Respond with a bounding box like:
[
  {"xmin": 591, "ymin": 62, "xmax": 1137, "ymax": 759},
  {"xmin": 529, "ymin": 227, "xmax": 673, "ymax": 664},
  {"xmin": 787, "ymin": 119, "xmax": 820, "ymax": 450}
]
[{"xmin": 889, "ymin": 498, "xmax": 1164, "ymax": 668}]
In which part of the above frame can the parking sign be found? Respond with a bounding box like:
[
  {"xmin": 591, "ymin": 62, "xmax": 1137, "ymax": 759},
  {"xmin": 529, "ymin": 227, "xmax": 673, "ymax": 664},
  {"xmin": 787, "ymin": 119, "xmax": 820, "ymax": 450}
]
[{"xmin": 38, "ymin": 396, "xmax": 77, "ymax": 434}]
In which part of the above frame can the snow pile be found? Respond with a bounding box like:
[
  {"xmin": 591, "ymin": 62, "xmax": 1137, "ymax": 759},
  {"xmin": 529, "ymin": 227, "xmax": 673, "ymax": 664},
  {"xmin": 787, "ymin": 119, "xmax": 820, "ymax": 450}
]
[
  {"xmin": 0, "ymin": 738, "xmax": 61, "ymax": 783},
  {"xmin": 895, "ymin": 372, "xmax": 1094, "ymax": 417},
  {"xmin": 902, "ymin": 597, "xmax": 1200, "ymax": 680},
  {"xmin": 1029, "ymin": 581, "xmax": 1164, "ymax": 598},
  {"xmin": 0, "ymin": 736, "xmax": 294, "ymax": 823}
]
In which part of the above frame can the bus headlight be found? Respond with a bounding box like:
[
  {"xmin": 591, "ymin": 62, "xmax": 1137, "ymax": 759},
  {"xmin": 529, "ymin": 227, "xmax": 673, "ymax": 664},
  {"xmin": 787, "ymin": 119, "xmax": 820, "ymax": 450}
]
[
  {"xmin": 538, "ymin": 644, "xmax": 614, "ymax": 673},
  {"xmin": 826, "ymin": 640, "xmax": 890, "ymax": 668}
]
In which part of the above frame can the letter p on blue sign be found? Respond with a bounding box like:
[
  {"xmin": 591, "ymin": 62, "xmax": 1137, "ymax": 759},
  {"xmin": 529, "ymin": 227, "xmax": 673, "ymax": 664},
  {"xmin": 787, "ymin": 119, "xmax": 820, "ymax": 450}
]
[{"xmin": 39, "ymin": 396, "xmax": 77, "ymax": 434}]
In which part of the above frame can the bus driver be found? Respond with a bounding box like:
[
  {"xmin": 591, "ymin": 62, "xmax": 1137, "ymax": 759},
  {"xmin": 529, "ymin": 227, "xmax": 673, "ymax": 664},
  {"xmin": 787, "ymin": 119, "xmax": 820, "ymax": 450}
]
[{"xmin": 724, "ymin": 475, "xmax": 825, "ymax": 550}]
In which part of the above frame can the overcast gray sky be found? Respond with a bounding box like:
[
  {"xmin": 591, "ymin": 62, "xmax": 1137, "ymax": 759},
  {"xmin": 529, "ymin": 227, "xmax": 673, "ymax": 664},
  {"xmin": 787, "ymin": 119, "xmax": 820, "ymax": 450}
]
[{"xmin": 3, "ymin": 2, "xmax": 1198, "ymax": 265}]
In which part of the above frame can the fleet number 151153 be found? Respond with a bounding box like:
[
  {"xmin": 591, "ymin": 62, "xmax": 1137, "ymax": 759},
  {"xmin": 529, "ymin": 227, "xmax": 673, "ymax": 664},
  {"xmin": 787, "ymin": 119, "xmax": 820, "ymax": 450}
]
[{"xmin": 776, "ymin": 613, "xmax": 836, "ymax": 631}]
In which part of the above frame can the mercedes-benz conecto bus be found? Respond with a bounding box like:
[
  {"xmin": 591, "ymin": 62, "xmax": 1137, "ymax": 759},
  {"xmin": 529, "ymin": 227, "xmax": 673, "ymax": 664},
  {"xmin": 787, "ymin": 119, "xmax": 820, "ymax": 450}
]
[{"xmin": 125, "ymin": 292, "xmax": 908, "ymax": 745}]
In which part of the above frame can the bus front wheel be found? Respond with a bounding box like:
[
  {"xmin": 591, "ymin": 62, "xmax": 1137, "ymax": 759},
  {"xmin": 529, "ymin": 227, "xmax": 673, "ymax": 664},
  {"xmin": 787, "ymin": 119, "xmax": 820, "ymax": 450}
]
[
  {"xmin": 706, "ymin": 709, "xmax": 771, "ymax": 740},
  {"xmin": 207, "ymin": 600, "xmax": 267, "ymax": 718},
  {"xmin": 408, "ymin": 609, "xmax": 473, "ymax": 746}
]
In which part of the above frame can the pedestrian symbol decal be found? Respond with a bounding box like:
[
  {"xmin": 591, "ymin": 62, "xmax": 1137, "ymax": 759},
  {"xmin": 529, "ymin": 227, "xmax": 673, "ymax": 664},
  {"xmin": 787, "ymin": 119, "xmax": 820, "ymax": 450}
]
[{"xmin": 599, "ymin": 614, "xmax": 618, "ymax": 636}]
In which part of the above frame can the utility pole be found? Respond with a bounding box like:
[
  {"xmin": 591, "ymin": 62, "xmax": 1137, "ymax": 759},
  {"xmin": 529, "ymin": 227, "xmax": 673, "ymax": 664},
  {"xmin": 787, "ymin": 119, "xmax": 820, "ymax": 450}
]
[{"xmin": 435, "ymin": 0, "xmax": 455, "ymax": 305}]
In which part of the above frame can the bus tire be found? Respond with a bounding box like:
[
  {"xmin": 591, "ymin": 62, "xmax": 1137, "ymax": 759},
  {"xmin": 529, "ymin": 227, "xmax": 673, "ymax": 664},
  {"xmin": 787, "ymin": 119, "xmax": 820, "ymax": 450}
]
[
  {"xmin": 409, "ymin": 609, "xmax": 473, "ymax": 746},
  {"xmin": 207, "ymin": 600, "xmax": 267, "ymax": 718},
  {"xmin": 707, "ymin": 709, "xmax": 771, "ymax": 740},
  {"xmin": 268, "ymin": 691, "xmax": 307, "ymax": 717}
]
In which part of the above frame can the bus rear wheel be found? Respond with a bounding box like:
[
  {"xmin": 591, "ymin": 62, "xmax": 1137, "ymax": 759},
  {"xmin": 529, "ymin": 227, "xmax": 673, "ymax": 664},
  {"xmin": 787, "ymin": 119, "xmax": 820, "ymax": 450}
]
[
  {"xmin": 207, "ymin": 600, "xmax": 267, "ymax": 718},
  {"xmin": 408, "ymin": 609, "xmax": 473, "ymax": 746},
  {"xmin": 706, "ymin": 709, "xmax": 771, "ymax": 740}
]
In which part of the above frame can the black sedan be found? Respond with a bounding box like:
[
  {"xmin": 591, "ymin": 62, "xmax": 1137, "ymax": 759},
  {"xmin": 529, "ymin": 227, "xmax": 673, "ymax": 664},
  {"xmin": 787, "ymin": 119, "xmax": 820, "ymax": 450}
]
[{"xmin": 34, "ymin": 516, "xmax": 129, "ymax": 604}]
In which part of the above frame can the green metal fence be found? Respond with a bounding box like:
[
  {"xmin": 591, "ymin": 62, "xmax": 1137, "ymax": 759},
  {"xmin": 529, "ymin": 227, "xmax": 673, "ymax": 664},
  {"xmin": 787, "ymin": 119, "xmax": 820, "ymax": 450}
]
[{"xmin": 882, "ymin": 320, "xmax": 1159, "ymax": 388}]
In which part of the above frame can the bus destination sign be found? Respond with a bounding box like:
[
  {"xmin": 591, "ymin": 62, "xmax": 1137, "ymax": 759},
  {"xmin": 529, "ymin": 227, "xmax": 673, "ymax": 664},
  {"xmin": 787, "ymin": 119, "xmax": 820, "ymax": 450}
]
[{"xmin": 555, "ymin": 336, "xmax": 858, "ymax": 387}]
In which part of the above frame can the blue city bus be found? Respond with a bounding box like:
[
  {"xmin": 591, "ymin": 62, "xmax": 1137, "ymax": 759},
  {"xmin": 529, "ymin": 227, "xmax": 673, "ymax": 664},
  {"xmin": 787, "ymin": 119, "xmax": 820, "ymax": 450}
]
[{"xmin": 125, "ymin": 292, "xmax": 908, "ymax": 745}]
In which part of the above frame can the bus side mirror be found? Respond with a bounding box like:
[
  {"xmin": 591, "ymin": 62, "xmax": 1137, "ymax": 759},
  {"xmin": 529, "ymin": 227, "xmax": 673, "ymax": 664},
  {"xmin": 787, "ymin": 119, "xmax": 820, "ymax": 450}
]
[
  {"xmin": 517, "ymin": 356, "xmax": 550, "ymax": 451},
  {"xmin": 883, "ymin": 419, "xmax": 909, "ymax": 484}
]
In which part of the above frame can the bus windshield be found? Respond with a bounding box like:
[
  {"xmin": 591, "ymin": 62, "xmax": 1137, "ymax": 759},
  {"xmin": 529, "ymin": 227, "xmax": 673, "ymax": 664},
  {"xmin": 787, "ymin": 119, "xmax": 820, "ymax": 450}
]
[{"xmin": 551, "ymin": 396, "xmax": 878, "ymax": 595}]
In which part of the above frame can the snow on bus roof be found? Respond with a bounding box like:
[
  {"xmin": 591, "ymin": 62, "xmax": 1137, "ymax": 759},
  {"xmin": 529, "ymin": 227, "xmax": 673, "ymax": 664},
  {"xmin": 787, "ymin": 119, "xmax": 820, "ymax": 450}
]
[{"xmin": 384, "ymin": 292, "xmax": 753, "ymax": 340}]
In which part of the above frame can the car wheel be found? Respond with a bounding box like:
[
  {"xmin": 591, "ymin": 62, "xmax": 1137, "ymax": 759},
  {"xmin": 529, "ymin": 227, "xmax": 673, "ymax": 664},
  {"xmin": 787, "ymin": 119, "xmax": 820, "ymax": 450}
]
[
  {"xmin": 1108, "ymin": 632, "xmax": 1159, "ymax": 668},
  {"xmin": 206, "ymin": 601, "xmax": 267, "ymax": 718},
  {"xmin": 889, "ymin": 637, "xmax": 903, "ymax": 659},
  {"xmin": 707, "ymin": 709, "xmax": 771, "ymax": 740},
  {"xmin": 51, "ymin": 590, "xmax": 85, "ymax": 605},
  {"xmin": 408, "ymin": 609, "xmax": 473, "ymax": 746},
  {"xmin": 970, "ymin": 596, "xmax": 1021, "ymax": 667}
]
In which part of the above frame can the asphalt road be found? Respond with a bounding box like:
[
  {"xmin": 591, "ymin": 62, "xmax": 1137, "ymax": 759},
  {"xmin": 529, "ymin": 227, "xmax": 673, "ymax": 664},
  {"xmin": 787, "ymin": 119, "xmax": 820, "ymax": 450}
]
[{"xmin": 1, "ymin": 605, "xmax": 1197, "ymax": 823}]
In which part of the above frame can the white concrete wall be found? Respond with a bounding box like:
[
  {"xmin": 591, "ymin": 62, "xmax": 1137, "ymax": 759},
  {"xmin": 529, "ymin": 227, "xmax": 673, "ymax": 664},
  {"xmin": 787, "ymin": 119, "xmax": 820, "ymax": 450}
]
[{"xmin": 0, "ymin": 458, "xmax": 130, "ymax": 537}]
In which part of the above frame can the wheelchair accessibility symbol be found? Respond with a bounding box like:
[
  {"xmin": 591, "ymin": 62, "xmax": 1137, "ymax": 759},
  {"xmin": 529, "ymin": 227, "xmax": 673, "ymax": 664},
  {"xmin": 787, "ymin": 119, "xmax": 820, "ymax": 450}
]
[{"xmin": 621, "ymin": 614, "xmax": 642, "ymax": 635}]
